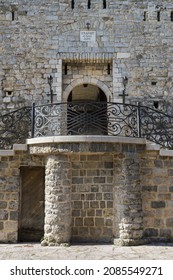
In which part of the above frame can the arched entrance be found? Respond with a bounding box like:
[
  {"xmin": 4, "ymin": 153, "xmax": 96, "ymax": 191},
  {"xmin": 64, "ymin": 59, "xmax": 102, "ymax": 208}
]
[
  {"xmin": 67, "ymin": 84, "xmax": 107, "ymax": 102},
  {"xmin": 67, "ymin": 84, "xmax": 108, "ymax": 135}
]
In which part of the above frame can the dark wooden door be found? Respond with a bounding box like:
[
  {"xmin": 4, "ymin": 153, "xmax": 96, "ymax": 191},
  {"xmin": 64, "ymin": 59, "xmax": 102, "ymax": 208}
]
[{"xmin": 19, "ymin": 166, "xmax": 45, "ymax": 242}]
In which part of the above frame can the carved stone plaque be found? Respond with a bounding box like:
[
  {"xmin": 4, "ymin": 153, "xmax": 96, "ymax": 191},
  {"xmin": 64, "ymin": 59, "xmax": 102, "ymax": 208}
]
[{"xmin": 80, "ymin": 31, "xmax": 96, "ymax": 42}]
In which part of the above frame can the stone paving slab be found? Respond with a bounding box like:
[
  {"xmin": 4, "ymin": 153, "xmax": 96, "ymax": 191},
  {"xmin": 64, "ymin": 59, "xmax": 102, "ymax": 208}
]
[{"xmin": 0, "ymin": 243, "xmax": 173, "ymax": 260}]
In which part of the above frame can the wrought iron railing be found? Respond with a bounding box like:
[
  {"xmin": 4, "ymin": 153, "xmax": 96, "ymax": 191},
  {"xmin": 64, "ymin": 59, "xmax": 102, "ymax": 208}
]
[
  {"xmin": 32, "ymin": 102, "xmax": 139, "ymax": 138},
  {"xmin": 0, "ymin": 107, "xmax": 32, "ymax": 149},
  {"xmin": 1, "ymin": 102, "xmax": 173, "ymax": 149}
]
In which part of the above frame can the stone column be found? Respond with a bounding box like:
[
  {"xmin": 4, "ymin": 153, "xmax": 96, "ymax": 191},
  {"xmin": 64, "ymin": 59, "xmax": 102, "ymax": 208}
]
[
  {"xmin": 114, "ymin": 146, "xmax": 144, "ymax": 245},
  {"xmin": 43, "ymin": 154, "xmax": 71, "ymax": 246},
  {"xmin": 112, "ymin": 58, "xmax": 122, "ymax": 102}
]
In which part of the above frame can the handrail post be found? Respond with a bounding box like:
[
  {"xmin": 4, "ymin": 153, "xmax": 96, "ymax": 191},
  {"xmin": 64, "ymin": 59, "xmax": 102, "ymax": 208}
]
[
  {"xmin": 137, "ymin": 102, "xmax": 141, "ymax": 138},
  {"xmin": 31, "ymin": 102, "xmax": 35, "ymax": 138}
]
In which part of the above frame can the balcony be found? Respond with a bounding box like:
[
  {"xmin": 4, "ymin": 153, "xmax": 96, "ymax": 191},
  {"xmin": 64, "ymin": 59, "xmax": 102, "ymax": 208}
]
[{"xmin": 1, "ymin": 102, "xmax": 173, "ymax": 149}]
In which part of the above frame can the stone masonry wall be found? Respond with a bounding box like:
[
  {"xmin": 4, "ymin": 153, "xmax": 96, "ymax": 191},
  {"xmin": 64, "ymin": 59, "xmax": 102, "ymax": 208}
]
[
  {"xmin": 71, "ymin": 154, "xmax": 114, "ymax": 243},
  {"xmin": 141, "ymin": 149, "xmax": 173, "ymax": 242},
  {"xmin": 1, "ymin": 1, "xmax": 173, "ymax": 113},
  {"xmin": 1, "ymin": 141, "xmax": 173, "ymax": 244}
]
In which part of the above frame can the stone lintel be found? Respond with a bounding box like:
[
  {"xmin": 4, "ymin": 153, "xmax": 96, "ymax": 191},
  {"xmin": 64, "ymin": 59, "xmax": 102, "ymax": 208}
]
[{"xmin": 57, "ymin": 52, "xmax": 114, "ymax": 63}]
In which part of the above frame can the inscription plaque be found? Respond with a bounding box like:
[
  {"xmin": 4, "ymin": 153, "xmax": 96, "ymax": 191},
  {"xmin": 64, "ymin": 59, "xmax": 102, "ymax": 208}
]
[{"xmin": 80, "ymin": 31, "xmax": 96, "ymax": 42}]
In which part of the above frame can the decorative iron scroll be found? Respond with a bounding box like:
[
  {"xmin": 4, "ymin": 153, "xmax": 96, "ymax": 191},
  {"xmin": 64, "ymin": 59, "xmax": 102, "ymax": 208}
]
[
  {"xmin": 32, "ymin": 102, "xmax": 173, "ymax": 149},
  {"xmin": 33, "ymin": 102, "xmax": 139, "ymax": 138},
  {"xmin": 0, "ymin": 107, "xmax": 32, "ymax": 149},
  {"xmin": 140, "ymin": 105, "xmax": 173, "ymax": 149},
  {"xmin": 1, "ymin": 102, "xmax": 173, "ymax": 150}
]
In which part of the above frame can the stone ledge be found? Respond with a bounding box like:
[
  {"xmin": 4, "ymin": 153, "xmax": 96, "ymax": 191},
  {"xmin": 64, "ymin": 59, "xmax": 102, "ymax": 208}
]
[
  {"xmin": 146, "ymin": 143, "xmax": 161, "ymax": 151},
  {"xmin": 13, "ymin": 144, "xmax": 28, "ymax": 151},
  {"xmin": 0, "ymin": 144, "xmax": 27, "ymax": 157},
  {"xmin": 0, "ymin": 150, "xmax": 14, "ymax": 156},
  {"xmin": 159, "ymin": 149, "xmax": 173, "ymax": 157},
  {"xmin": 27, "ymin": 136, "xmax": 147, "ymax": 145}
]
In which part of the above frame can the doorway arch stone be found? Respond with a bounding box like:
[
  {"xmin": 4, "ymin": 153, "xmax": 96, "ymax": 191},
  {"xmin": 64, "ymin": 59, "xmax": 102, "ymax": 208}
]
[{"xmin": 62, "ymin": 78, "xmax": 112, "ymax": 102}]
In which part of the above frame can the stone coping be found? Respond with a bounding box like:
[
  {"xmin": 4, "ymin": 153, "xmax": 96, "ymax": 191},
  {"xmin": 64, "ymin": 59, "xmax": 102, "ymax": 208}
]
[
  {"xmin": 1, "ymin": 139, "xmax": 173, "ymax": 157},
  {"xmin": 0, "ymin": 144, "xmax": 27, "ymax": 156},
  {"xmin": 26, "ymin": 135, "xmax": 147, "ymax": 145}
]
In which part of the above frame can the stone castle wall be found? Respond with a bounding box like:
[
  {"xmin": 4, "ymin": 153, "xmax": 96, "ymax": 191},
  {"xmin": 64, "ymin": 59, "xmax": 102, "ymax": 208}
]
[
  {"xmin": 1, "ymin": 141, "xmax": 173, "ymax": 245},
  {"xmin": 1, "ymin": 1, "xmax": 173, "ymax": 112}
]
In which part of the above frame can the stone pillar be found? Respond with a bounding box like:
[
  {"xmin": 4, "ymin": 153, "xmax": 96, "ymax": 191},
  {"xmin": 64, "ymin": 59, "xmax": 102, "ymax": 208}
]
[
  {"xmin": 112, "ymin": 58, "xmax": 122, "ymax": 102},
  {"xmin": 114, "ymin": 146, "xmax": 144, "ymax": 245},
  {"xmin": 43, "ymin": 154, "xmax": 71, "ymax": 246}
]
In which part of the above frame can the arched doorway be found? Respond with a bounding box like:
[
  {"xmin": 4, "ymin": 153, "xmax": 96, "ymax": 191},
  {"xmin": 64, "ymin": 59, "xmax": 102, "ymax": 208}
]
[
  {"xmin": 67, "ymin": 84, "xmax": 107, "ymax": 102},
  {"xmin": 67, "ymin": 84, "xmax": 108, "ymax": 135}
]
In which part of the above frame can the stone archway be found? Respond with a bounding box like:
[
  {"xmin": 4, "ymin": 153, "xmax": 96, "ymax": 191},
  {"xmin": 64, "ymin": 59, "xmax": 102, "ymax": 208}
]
[
  {"xmin": 67, "ymin": 84, "xmax": 107, "ymax": 102},
  {"xmin": 62, "ymin": 78, "xmax": 112, "ymax": 102}
]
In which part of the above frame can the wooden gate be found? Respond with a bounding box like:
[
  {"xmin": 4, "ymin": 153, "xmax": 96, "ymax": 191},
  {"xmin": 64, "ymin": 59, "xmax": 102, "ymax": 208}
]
[{"xmin": 19, "ymin": 166, "xmax": 45, "ymax": 242}]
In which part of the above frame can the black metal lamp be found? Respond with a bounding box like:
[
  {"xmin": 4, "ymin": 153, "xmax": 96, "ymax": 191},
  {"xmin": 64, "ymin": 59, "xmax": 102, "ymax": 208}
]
[
  {"xmin": 47, "ymin": 75, "xmax": 53, "ymax": 104},
  {"xmin": 123, "ymin": 76, "xmax": 128, "ymax": 87},
  {"xmin": 122, "ymin": 76, "xmax": 128, "ymax": 104}
]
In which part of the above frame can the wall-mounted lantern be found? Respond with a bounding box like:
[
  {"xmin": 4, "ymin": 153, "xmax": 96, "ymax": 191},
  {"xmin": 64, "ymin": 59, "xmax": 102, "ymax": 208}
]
[
  {"xmin": 122, "ymin": 76, "xmax": 128, "ymax": 104},
  {"xmin": 47, "ymin": 75, "xmax": 53, "ymax": 104}
]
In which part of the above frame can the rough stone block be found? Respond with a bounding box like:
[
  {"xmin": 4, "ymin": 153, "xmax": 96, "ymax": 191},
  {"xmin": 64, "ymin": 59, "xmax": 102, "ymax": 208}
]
[
  {"xmin": 86, "ymin": 193, "xmax": 95, "ymax": 200},
  {"xmin": 87, "ymin": 209, "xmax": 95, "ymax": 216},
  {"xmin": 84, "ymin": 218, "xmax": 94, "ymax": 226},
  {"xmin": 0, "ymin": 201, "xmax": 7, "ymax": 209},
  {"xmin": 104, "ymin": 193, "xmax": 113, "ymax": 200},
  {"xmin": 10, "ymin": 211, "xmax": 18, "ymax": 221},
  {"xmin": 78, "ymin": 227, "xmax": 89, "ymax": 235},
  {"xmin": 0, "ymin": 210, "xmax": 8, "ymax": 220},
  {"xmin": 142, "ymin": 186, "xmax": 157, "ymax": 192},
  {"xmin": 94, "ymin": 177, "xmax": 105, "ymax": 183},
  {"xmin": 166, "ymin": 218, "xmax": 173, "ymax": 227},
  {"xmin": 95, "ymin": 218, "xmax": 104, "ymax": 226},
  {"xmin": 144, "ymin": 228, "xmax": 158, "ymax": 237},
  {"xmin": 151, "ymin": 201, "xmax": 166, "ymax": 208},
  {"xmin": 73, "ymin": 201, "xmax": 83, "ymax": 209},
  {"xmin": 75, "ymin": 218, "xmax": 83, "ymax": 226},
  {"xmin": 0, "ymin": 222, "xmax": 3, "ymax": 230},
  {"xmin": 90, "ymin": 201, "xmax": 99, "ymax": 208}
]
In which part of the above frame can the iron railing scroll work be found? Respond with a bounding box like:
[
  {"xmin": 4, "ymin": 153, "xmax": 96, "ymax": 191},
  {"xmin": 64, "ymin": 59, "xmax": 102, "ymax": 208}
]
[
  {"xmin": 1, "ymin": 102, "xmax": 173, "ymax": 150},
  {"xmin": 0, "ymin": 107, "xmax": 32, "ymax": 149}
]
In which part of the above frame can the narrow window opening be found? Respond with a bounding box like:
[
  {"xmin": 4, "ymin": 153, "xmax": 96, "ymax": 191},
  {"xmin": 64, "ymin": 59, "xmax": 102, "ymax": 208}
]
[
  {"xmin": 171, "ymin": 11, "xmax": 173, "ymax": 22},
  {"xmin": 12, "ymin": 11, "xmax": 15, "ymax": 21},
  {"xmin": 153, "ymin": 101, "xmax": 159, "ymax": 109},
  {"xmin": 65, "ymin": 64, "xmax": 68, "ymax": 75},
  {"xmin": 5, "ymin": 91, "xmax": 13, "ymax": 97},
  {"xmin": 151, "ymin": 81, "xmax": 157, "ymax": 86},
  {"xmin": 71, "ymin": 0, "xmax": 74, "ymax": 10},
  {"xmin": 88, "ymin": 0, "xmax": 91, "ymax": 9},
  {"xmin": 157, "ymin": 11, "xmax": 160, "ymax": 22},
  {"xmin": 103, "ymin": 0, "xmax": 106, "ymax": 9},
  {"xmin": 143, "ymin": 11, "xmax": 147, "ymax": 21},
  {"xmin": 107, "ymin": 64, "xmax": 111, "ymax": 75}
]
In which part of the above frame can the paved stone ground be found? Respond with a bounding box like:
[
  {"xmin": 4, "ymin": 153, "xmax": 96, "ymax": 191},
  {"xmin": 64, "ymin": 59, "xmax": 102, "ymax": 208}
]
[{"xmin": 0, "ymin": 243, "xmax": 173, "ymax": 260}]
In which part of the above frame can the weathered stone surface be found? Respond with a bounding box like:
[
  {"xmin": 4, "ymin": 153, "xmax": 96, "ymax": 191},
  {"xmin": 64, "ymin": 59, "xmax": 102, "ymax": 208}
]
[{"xmin": 44, "ymin": 155, "xmax": 71, "ymax": 245}]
